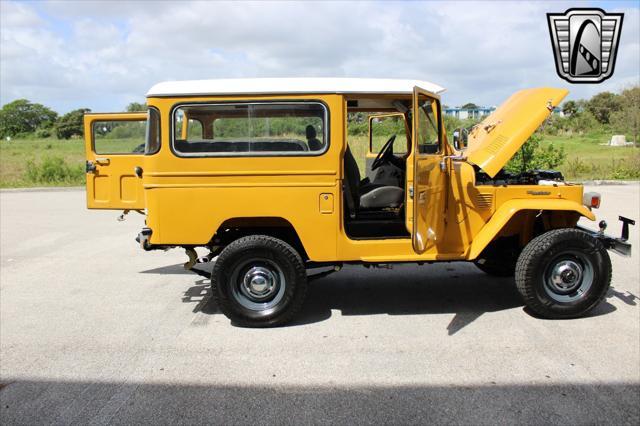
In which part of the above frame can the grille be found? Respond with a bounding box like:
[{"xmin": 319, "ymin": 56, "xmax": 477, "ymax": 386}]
[{"xmin": 474, "ymin": 193, "xmax": 494, "ymax": 210}]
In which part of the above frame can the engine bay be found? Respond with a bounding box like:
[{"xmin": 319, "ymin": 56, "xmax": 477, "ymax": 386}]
[{"xmin": 475, "ymin": 167, "xmax": 566, "ymax": 186}]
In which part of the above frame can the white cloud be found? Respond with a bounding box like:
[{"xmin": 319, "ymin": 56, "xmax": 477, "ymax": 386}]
[{"xmin": 1, "ymin": 0, "xmax": 638, "ymax": 113}]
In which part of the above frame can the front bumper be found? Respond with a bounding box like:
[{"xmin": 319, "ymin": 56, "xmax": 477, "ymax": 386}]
[{"xmin": 577, "ymin": 216, "xmax": 635, "ymax": 257}]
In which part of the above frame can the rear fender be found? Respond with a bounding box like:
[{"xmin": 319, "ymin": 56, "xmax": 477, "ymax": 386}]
[{"xmin": 467, "ymin": 199, "xmax": 595, "ymax": 260}]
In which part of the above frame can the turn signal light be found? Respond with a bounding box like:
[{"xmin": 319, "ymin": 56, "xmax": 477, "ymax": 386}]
[{"xmin": 583, "ymin": 192, "xmax": 601, "ymax": 209}]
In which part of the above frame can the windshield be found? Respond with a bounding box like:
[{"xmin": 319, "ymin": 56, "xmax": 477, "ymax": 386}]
[{"xmin": 415, "ymin": 95, "xmax": 441, "ymax": 154}]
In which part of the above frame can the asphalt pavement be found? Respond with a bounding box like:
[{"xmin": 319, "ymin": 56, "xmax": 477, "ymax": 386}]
[{"xmin": 1, "ymin": 184, "xmax": 639, "ymax": 425}]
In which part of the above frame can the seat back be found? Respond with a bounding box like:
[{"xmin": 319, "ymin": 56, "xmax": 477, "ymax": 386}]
[{"xmin": 343, "ymin": 146, "xmax": 361, "ymax": 214}]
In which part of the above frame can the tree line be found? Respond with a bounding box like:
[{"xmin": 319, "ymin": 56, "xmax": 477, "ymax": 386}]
[
  {"xmin": 550, "ymin": 86, "xmax": 639, "ymax": 143},
  {"xmin": 1, "ymin": 87, "xmax": 637, "ymax": 142},
  {"xmin": 0, "ymin": 101, "xmax": 147, "ymax": 140}
]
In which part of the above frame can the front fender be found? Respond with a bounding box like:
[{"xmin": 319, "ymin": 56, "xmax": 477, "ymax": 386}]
[{"xmin": 466, "ymin": 199, "xmax": 595, "ymax": 260}]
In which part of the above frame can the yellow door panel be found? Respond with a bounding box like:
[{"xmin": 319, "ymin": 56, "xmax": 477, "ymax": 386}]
[
  {"xmin": 466, "ymin": 88, "xmax": 568, "ymax": 178},
  {"xmin": 93, "ymin": 175, "xmax": 110, "ymax": 202},
  {"xmin": 412, "ymin": 86, "xmax": 447, "ymax": 254},
  {"xmin": 84, "ymin": 112, "xmax": 147, "ymax": 209}
]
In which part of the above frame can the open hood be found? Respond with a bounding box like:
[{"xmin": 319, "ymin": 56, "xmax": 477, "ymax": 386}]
[{"xmin": 465, "ymin": 88, "xmax": 569, "ymax": 178}]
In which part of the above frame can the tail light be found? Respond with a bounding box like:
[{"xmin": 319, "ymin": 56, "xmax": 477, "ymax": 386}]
[{"xmin": 583, "ymin": 192, "xmax": 601, "ymax": 209}]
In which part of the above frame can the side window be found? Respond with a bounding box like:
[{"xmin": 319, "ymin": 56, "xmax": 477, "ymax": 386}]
[
  {"xmin": 173, "ymin": 102, "xmax": 328, "ymax": 156},
  {"xmin": 174, "ymin": 113, "xmax": 204, "ymax": 140},
  {"xmin": 415, "ymin": 96, "xmax": 441, "ymax": 155},
  {"xmin": 145, "ymin": 108, "xmax": 161, "ymax": 155},
  {"xmin": 94, "ymin": 119, "xmax": 146, "ymax": 154},
  {"xmin": 369, "ymin": 114, "xmax": 408, "ymax": 155}
]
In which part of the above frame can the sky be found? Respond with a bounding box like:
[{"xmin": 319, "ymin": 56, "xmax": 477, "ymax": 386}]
[{"xmin": 1, "ymin": 0, "xmax": 638, "ymax": 114}]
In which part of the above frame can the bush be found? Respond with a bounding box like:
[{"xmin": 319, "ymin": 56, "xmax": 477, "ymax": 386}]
[
  {"xmin": 563, "ymin": 153, "xmax": 640, "ymax": 180},
  {"xmin": 25, "ymin": 156, "xmax": 84, "ymax": 185},
  {"xmin": 55, "ymin": 108, "xmax": 91, "ymax": 139},
  {"xmin": 586, "ymin": 91, "xmax": 623, "ymax": 124},
  {"xmin": 564, "ymin": 157, "xmax": 593, "ymax": 177},
  {"xmin": 569, "ymin": 110, "xmax": 599, "ymax": 133},
  {"xmin": 35, "ymin": 128, "xmax": 52, "ymax": 138},
  {"xmin": 610, "ymin": 156, "xmax": 640, "ymax": 179},
  {"xmin": 610, "ymin": 86, "xmax": 640, "ymax": 143},
  {"xmin": 505, "ymin": 133, "xmax": 566, "ymax": 173},
  {"xmin": 542, "ymin": 115, "xmax": 569, "ymax": 135}
]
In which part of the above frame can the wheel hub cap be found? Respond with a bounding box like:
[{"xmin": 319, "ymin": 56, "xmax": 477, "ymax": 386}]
[
  {"xmin": 241, "ymin": 266, "xmax": 278, "ymax": 301},
  {"xmin": 549, "ymin": 260, "xmax": 583, "ymax": 293}
]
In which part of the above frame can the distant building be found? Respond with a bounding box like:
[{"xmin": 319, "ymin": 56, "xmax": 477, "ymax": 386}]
[{"xmin": 444, "ymin": 106, "xmax": 496, "ymax": 120}]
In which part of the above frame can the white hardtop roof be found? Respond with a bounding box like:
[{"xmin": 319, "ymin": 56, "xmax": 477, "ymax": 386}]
[{"xmin": 146, "ymin": 78, "xmax": 445, "ymax": 97}]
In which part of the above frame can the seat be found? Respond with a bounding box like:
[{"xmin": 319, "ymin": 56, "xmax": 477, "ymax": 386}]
[{"xmin": 344, "ymin": 146, "xmax": 404, "ymax": 212}]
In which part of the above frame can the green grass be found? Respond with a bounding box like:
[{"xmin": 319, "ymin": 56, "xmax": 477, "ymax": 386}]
[
  {"xmin": 540, "ymin": 130, "xmax": 640, "ymax": 180},
  {"xmin": 0, "ymin": 138, "xmax": 86, "ymax": 187},
  {"xmin": 1, "ymin": 130, "xmax": 637, "ymax": 188},
  {"xmin": 0, "ymin": 137, "xmax": 143, "ymax": 188}
]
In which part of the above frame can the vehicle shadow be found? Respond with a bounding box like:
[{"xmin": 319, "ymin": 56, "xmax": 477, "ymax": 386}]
[
  {"xmin": 143, "ymin": 262, "xmax": 620, "ymax": 332},
  {"xmin": 296, "ymin": 264, "xmax": 525, "ymax": 334}
]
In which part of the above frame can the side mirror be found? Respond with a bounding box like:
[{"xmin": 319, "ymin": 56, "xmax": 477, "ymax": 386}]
[{"xmin": 452, "ymin": 127, "xmax": 468, "ymax": 151}]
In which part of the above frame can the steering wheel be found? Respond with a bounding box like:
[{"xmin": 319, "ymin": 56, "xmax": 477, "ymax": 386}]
[{"xmin": 371, "ymin": 135, "xmax": 396, "ymax": 171}]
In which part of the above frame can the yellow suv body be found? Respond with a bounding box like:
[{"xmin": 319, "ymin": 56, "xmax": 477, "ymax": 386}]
[{"xmin": 84, "ymin": 78, "xmax": 633, "ymax": 326}]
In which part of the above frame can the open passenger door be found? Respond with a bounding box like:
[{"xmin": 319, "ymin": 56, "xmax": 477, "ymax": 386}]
[
  {"xmin": 465, "ymin": 88, "xmax": 569, "ymax": 177},
  {"xmin": 412, "ymin": 87, "xmax": 447, "ymax": 254},
  {"xmin": 84, "ymin": 112, "xmax": 147, "ymax": 209}
]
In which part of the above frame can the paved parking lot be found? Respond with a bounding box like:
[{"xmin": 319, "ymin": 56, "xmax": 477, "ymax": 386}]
[{"xmin": 1, "ymin": 184, "xmax": 639, "ymax": 424}]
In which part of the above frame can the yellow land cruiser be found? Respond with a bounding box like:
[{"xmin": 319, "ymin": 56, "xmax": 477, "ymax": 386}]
[{"xmin": 84, "ymin": 78, "xmax": 634, "ymax": 327}]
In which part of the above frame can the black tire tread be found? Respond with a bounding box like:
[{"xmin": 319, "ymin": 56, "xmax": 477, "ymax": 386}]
[
  {"xmin": 515, "ymin": 228, "xmax": 612, "ymax": 319},
  {"xmin": 211, "ymin": 235, "xmax": 307, "ymax": 327}
]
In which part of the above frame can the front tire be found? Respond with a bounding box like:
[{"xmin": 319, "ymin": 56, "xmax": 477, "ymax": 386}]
[
  {"xmin": 211, "ymin": 235, "xmax": 307, "ymax": 327},
  {"xmin": 515, "ymin": 228, "xmax": 611, "ymax": 319}
]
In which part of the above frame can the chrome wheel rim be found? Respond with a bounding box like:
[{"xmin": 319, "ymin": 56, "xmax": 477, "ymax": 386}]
[
  {"xmin": 543, "ymin": 251, "xmax": 594, "ymax": 303},
  {"xmin": 230, "ymin": 259, "xmax": 286, "ymax": 313}
]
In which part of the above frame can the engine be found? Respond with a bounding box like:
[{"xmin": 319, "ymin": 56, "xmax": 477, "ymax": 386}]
[{"xmin": 475, "ymin": 167, "xmax": 566, "ymax": 186}]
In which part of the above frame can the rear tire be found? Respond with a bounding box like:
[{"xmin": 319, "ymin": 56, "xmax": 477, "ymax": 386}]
[
  {"xmin": 515, "ymin": 228, "xmax": 611, "ymax": 319},
  {"xmin": 211, "ymin": 235, "xmax": 307, "ymax": 327}
]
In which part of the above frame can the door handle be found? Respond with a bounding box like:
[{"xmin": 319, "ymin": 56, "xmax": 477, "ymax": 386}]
[{"xmin": 95, "ymin": 158, "xmax": 110, "ymax": 165}]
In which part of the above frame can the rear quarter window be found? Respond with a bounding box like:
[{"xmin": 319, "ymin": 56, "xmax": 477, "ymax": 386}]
[{"xmin": 145, "ymin": 107, "xmax": 161, "ymax": 155}]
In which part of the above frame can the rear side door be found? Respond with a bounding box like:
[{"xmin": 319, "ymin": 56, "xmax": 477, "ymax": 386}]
[
  {"xmin": 412, "ymin": 87, "xmax": 447, "ymax": 254},
  {"xmin": 84, "ymin": 112, "xmax": 147, "ymax": 209}
]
